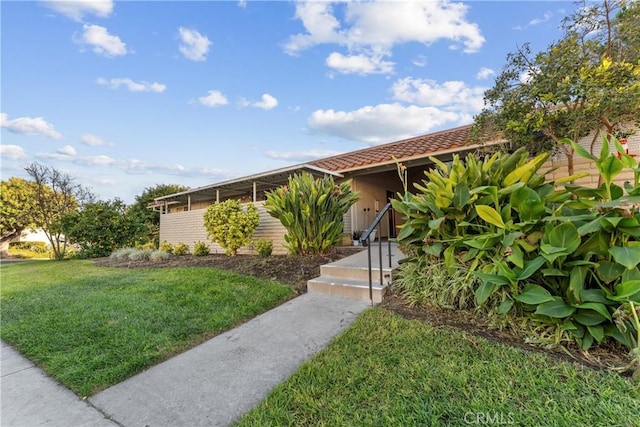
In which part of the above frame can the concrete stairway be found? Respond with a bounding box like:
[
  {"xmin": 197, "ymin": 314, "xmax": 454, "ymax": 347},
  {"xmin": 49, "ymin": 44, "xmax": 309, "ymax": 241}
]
[{"xmin": 307, "ymin": 242, "xmax": 403, "ymax": 304}]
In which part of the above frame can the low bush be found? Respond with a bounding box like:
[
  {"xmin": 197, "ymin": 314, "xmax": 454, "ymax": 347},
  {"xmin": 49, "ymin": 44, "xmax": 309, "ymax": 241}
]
[
  {"xmin": 193, "ymin": 241, "xmax": 210, "ymax": 256},
  {"xmin": 9, "ymin": 241, "xmax": 49, "ymax": 253},
  {"xmin": 173, "ymin": 242, "xmax": 190, "ymax": 256},
  {"xmin": 394, "ymin": 257, "xmax": 480, "ymax": 310},
  {"xmin": 110, "ymin": 247, "xmax": 136, "ymax": 260},
  {"xmin": 150, "ymin": 250, "xmax": 169, "ymax": 262},
  {"xmin": 159, "ymin": 241, "xmax": 173, "ymax": 254},
  {"xmin": 255, "ymin": 239, "xmax": 273, "ymax": 257},
  {"xmin": 128, "ymin": 248, "xmax": 153, "ymax": 261}
]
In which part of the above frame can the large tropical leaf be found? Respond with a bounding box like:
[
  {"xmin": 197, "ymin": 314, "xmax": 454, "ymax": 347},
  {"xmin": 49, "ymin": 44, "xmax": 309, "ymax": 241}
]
[{"xmin": 475, "ymin": 205, "xmax": 506, "ymax": 229}]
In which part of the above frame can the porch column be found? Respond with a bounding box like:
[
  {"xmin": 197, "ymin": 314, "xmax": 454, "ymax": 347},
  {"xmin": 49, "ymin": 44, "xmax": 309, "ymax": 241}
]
[
  {"xmin": 187, "ymin": 196, "xmax": 191, "ymax": 211},
  {"xmin": 216, "ymin": 189, "xmax": 220, "ymax": 203},
  {"xmin": 253, "ymin": 181, "xmax": 257, "ymax": 202}
]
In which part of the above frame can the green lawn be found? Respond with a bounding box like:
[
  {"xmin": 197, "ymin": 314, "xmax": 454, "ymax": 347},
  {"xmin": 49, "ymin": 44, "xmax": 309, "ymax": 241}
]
[
  {"xmin": 238, "ymin": 308, "xmax": 640, "ymax": 427},
  {"xmin": 0, "ymin": 260, "xmax": 293, "ymax": 397}
]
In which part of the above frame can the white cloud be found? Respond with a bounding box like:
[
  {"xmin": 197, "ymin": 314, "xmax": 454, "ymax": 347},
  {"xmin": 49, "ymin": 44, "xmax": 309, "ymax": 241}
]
[
  {"xmin": 241, "ymin": 93, "xmax": 279, "ymax": 110},
  {"xmin": 391, "ymin": 77, "xmax": 486, "ymax": 113},
  {"xmin": 42, "ymin": 0, "xmax": 114, "ymax": 21},
  {"xmin": 307, "ymin": 103, "xmax": 461, "ymax": 144},
  {"xmin": 284, "ymin": 0, "xmax": 484, "ymax": 75},
  {"xmin": 413, "ymin": 55, "xmax": 428, "ymax": 68},
  {"xmin": 326, "ymin": 52, "xmax": 394, "ymax": 75},
  {"xmin": 0, "ymin": 144, "xmax": 27, "ymax": 160},
  {"xmin": 515, "ymin": 11, "xmax": 554, "ymax": 30},
  {"xmin": 178, "ymin": 27, "xmax": 211, "ymax": 61},
  {"xmin": 476, "ymin": 67, "xmax": 495, "ymax": 80},
  {"xmin": 1, "ymin": 113, "xmax": 63, "ymax": 140},
  {"xmin": 530, "ymin": 11, "xmax": 553, "ymax": 26},
  {"xmin": 265, "ymin": 149, "xmax": 343, "ymax": 162},
  {"xmin": 80, "ymin": 133, "xmax": 110, "ymax": 146},
  {"xmin": 97, "ymin": 77, "xmax": 166, "ymax": 93},
  {"xmin": 58, "ymin": 145, "xmax": 77, "ymax": 156},
  {"xmin": 198, "ymin": 90, "xmax": 228, "ymax": 107},
  {"xmin": 76, "ymin": 24, "xmax": 127, "ymax": 57}
]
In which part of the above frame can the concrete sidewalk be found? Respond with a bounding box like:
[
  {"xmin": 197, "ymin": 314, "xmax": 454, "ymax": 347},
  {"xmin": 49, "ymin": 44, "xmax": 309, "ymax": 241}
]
[{"xmin": 1, "ymin": 293, "xmax": 368, "ymax": 427}]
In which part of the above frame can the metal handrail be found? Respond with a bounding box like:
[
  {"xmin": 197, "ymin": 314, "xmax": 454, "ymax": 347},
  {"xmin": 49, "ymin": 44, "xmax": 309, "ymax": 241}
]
[{"xmin": 359, "ymin": 202, "xmax": 393, "ymax": 305}]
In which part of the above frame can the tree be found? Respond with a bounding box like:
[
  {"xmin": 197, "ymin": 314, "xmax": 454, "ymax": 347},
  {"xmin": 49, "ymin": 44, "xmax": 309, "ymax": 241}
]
[
  {"xmin": 0, "ymin": 178, "xmax": 43, "ymax": 256},
  {"xmin": 61, "ymin": 199, "xmax": 147, "ymax": 258},
  {"xmin": 25, "ymin": 162, "xmax": 94, "ymax": 260},
  {"xmin": 474, "ymin": 0, "xmax": 640, "ymax": 174},
  {"xmin": 129, "ymin": 184, "xmax": 189, "ymax": 246},
  {"xmin": 265, "ymin": 172, "xmax": 360, "ymax": 255},
  {"xmin": 203, "ymin": 199, "xmax": 259, "ymax": 256}
]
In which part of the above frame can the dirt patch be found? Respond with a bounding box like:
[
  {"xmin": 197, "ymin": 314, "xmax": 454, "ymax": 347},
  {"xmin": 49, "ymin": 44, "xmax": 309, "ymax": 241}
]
[{"xmin": 95, "ymin": 250, "xmax": 635, "ymax": 377}]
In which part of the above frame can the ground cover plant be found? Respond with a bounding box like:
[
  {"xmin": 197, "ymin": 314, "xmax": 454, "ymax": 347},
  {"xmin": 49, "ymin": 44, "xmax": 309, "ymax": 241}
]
[
  {"xmin": 238, "ymin": 308, "xmax": 640, "ymax": 426},
  {"xmin": 0, "ymin": 260, "xmax": 293, "ymax": 396},
  {"xmin": 392, "ymin": 138, "xmax": 640, "ymax": 378}
]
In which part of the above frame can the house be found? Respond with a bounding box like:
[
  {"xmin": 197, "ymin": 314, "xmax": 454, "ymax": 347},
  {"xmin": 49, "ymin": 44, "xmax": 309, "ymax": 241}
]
[
  {"xmin": 151, "ymin": 124, "xmax": 640, "ymax": 255},
  {"xmin": 152, "ymin": 125, "xmax": 487, "ymax": 255}
]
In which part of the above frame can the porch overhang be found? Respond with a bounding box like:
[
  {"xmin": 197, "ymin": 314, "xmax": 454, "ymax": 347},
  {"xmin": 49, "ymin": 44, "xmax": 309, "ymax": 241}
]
[{"xmin": 150, "ymin": 163, "xmax": 343, "ymax": 209}]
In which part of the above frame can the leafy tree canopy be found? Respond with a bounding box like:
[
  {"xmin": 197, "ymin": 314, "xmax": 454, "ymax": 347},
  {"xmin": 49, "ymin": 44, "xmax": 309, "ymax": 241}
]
[
  {"xmin": 61, "ymin": 199, "xmax": 147, "ymax": 258},
  {"xmin": 0, "ymin": 178, "xmax": 43, "ymax": 250},
  {"xmin": 473, "ymin": 0, "xmax": 640, "ymax": 174},
  {"xmin": 129, "ymin": 183, "xmax": 189, "ymax": 226}
]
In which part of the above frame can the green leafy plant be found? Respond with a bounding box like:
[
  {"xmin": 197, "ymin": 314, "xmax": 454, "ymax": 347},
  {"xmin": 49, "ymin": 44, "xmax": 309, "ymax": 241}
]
[
  {"xmin": 265, "ymin": 172, "xmax": 359, "ymax": 255},
  {"xmin": 159, "ymin": 240, "xmax": 173, "ymax": 254},
  {"xmin": 203, "ymin": 200, "xmax": 259, "ymax": 256},
  {"xmin": 393, "ymin": 139, "xmax": 640, "ymax": 366},
  {"xmin": 255, "ymin": 239, "xmax": 273, "ymax": 257},
  {"xmin": 172, "ymin": 242, "xmax": 190, "ymax": 256},
  {"xmin": 394, "ymin": 257, "xmax": 480, "ymax": 310},
  {"xmin": 193, "ymin": 241, "xmax": 210, "ymax": 256}
]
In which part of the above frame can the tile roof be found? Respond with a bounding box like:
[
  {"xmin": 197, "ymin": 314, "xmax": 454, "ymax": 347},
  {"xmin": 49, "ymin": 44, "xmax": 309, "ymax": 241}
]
[{"xmin": 309, "ymin": 124, "xmax": 474, "ymax": 172}]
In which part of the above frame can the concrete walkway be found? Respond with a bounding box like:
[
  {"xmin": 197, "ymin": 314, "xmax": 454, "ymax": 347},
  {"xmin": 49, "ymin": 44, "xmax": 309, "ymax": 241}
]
[{"xmin": 1, "ymin": 293, "xmax": 368, "ymax": 427}]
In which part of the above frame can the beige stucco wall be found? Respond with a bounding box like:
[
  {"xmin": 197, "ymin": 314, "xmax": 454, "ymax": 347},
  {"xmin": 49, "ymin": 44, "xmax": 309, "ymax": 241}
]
[
  {"xmin": 348, "ymin": 171, "xmax": 405, "ymax": 238},
  {"xmin": 159, "ymin": 201, "xmax": 289, "ymax": 255},
  {"xmin": 542, "ymin": 130, "xmax": 640, "ymax": 188}
]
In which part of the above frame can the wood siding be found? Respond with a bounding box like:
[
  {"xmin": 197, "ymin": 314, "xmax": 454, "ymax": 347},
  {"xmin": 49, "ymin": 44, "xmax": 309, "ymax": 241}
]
[
  {"xmin": 542, "ymin": 131, "xmax": 640, "ymax": 188},
  {"xmin": 159, "ymin": 201, "xmax": 289, "ymax": 255}
]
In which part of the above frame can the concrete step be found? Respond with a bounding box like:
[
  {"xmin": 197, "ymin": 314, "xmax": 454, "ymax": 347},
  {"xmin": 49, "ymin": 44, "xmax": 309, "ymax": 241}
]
[
  {"xmin": 320, "ymin": 264, "xmax": 394, "ymax": 282},
  {"xmin": 307, "ymin": 276, "xmax": 389, "ymax": 304}
]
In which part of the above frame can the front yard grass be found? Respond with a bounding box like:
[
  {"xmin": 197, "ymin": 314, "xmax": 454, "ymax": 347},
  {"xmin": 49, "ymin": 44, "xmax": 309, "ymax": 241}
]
[
  {"xmin": 0, "ymin": 260, "xmax": 293, "ymax": 397},
  {"xmin": 238, "ymin": 308, "xmax": 640, "ymax": 427}
]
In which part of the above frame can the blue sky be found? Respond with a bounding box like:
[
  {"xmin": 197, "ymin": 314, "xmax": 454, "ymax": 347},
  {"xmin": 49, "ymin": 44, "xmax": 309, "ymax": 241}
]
[{"xmin": 1, "ymin": 0, "xmax": 574, "ymax": 203}]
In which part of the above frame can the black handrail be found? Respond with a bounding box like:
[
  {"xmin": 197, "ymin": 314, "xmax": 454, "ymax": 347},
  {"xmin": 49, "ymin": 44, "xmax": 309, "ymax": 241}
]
[{"xmin": 359, "ymin": 202, "xmax": 393, "ymax": 305}]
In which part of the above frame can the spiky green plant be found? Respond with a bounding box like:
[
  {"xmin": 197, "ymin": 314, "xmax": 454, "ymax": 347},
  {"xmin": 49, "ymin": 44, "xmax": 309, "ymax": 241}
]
[{"xmin": 265, "ymin": 172, "xmax": 359, "ymax": 255}]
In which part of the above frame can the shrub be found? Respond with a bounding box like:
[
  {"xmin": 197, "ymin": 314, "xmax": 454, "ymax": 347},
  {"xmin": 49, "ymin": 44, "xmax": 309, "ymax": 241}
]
[
  {"xmin": 265, "ymin": 172, "xmax": 359, "ymax": 255},
  {"xmin": 159, "ymin": 241, "xmax": 173, "ymax": 254},
  {"xmin": 255, "ymin": 239, "xmax": 273, "ymax": 257},
  {"xmin": 393, "ymin": 139, "xmax": 640, "ymax": 361},
  {"xmin": 9, "ymin": 241, "xmax": 49, "ymax": 253},
  {"xmin": 150, "ymin": 250, "xmax": 169, "ymax": 262},
  {"xmin": 193, "ymin": 241, "xmax": 210, "ymax": 256},
  {"xmin": 394, "ymin": 257, "xmax": 480, "ymax": 310},
  {"xmin": 128, "ymin": 248, "xmax": 153, "ymax": 261},
  {"xmin": 203, "ymin": 200, "xmax": 259, "ymax": 256},
  {"xmin": 138, "ymin": 242, "xmax": 156, "ymax": 250},
  {"xmin": 173, "ymin": 242, "xmax": 190, "ymax": 256},
  {"xmin": 110, "ymin": 247, "xmax": 136, "ymax": 260}
]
